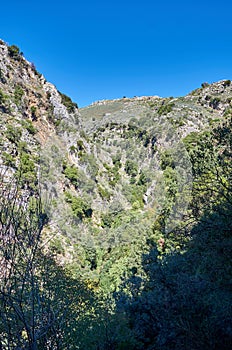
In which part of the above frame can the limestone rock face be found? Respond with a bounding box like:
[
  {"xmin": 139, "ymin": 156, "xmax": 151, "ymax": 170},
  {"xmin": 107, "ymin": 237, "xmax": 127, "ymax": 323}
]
[{"xmin": 0, "ymin": 39, "xmax": 80, "ymax": 208}]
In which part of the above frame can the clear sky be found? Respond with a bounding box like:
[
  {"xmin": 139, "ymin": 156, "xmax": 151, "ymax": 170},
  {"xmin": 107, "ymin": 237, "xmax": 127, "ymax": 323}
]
[{"xmin": 1, "ymin": 0, "xmax": 232, "ymax": 107}]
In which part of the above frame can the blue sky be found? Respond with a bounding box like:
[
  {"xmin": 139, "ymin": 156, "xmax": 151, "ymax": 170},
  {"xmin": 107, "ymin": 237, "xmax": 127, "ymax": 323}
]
[{"xmin": 1, "ymin": 0, "xmax": 232, "ymax": 107}]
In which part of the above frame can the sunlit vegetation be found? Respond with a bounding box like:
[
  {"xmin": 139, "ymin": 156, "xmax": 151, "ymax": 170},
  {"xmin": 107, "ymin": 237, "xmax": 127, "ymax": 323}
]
[{"xmin": 0, "ymin": 41, "xmax": 231, "ymax": 348}]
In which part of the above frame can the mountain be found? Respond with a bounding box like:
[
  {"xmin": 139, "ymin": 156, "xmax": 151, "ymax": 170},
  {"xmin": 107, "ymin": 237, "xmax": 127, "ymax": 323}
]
[{"xmin": 0, "ymin": 40, "xmax": 231, "ymax": 349}]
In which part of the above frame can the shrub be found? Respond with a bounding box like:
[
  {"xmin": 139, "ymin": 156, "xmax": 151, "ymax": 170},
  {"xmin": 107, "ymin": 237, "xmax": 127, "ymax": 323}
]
[
  {"xmin": 201, "ymin": 82, "xmax": 209, "ymax": 88},
  {"xmin": 223, "ymin": 79, "xmax": 231, "ymax": 87},
  {"xmin": 59, "ymin": 92, "xmax": 78, "ymax": 113},
  {"xmin": 17, "ymin": 152, "xmax": 37, "ymax": 186},
  {"xmin": 5, "ymin": 125, "xmax": 22, "ymax": 144},
  {"xmin": 107, "ymin": 165, "xmax": 121, "ymax": 187},
  {"xmin": 21, "ymin": 119, "xmax": 37, "ymax": 135},
  {"xmin": 183, "ymin": 132, "xmax": 200, "ymax": 150},
  {"xmin": 76, "ymin": 139, "xmax": 84, "ymax": 150},
  {"xmin": 125, "ymin": 160, "xmax": 138, "ymax": 177},
  {"xmin": 223, "ymin": 108, "xmax": 232, "ymax": 119},
  {"xmin": 157, "ymin": 102, "xmax": 174, "ymax": 116},
  {"xmin": 2, "ymin": 152, "xmax": 16, "ymax": 167},
  {"xmin": 14, "ymin": 85, "xmax": 24, "ymax": 106},
  {"xmin": 160, "ymin": 150, "xmax": 175, "ymax": 170},
  {"xmin": 137, "ymin": 171, "xmax": 149, "ymax": 186},
  {"xmin": 69, "ymin": 145, "xmax": 77, "ymax": 154},
  {"xmin": 0, "ymin": 89, "xmax": 7, "ymax": 105},
  {"xmin": 8, "ymin": 45, "xmax": 22, "ymax": 60},
  {"xmin": 64, "ymin": 192, "xmax": 92, "ymax": 220},
  {"xmin": 18, "ymin": 141, "xmax": 28, "ymax": 152},
  {"xmin": 122, "ymin": 183, "xmax": 144, "ymax": 207},
  {"xmin": 112, "ymin": 152, "xmax": 121, "ymax": 167},
  {"xmin": 63, "ymin": 165, "xmax": 80, "ymax": 188},
  {"xmin": 98, "ymin": 185, "xmax": 111, "ymax": 200},
  {"xmin": 30, "ymin": 106, "xmax": 37, "ymax": 120},
  {"xmin": 209, "ymin": 97, "xmax": 220, "ymax": 109}
]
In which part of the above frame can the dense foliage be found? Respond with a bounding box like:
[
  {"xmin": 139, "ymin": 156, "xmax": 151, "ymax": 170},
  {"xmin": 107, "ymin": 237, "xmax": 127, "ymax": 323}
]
[
  {"xmin": 1, "ymin": 116, "xmax": 231, "ymax": 349},
  {"xmin": 113, "ymin": 117, "xmax": 232, "ymax": 349}
]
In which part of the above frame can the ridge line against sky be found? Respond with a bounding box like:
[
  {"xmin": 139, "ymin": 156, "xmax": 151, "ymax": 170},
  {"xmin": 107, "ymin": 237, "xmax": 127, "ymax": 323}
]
[{"xmin": 1, "ymin": 0, "xmax": 232, "ymax": 107}]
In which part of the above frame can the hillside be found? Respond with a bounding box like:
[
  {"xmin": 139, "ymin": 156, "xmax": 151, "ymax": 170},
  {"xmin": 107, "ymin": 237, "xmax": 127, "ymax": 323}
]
[{"xmin": 0, "ymin": 40, "xmax": 231, "ymax": 349}]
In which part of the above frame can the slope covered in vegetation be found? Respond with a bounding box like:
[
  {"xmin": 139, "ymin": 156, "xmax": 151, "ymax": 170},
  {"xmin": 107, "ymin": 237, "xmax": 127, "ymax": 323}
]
[{"xmin": 0, "ymin": 40, "xmax": 231, "ymax": 349}]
